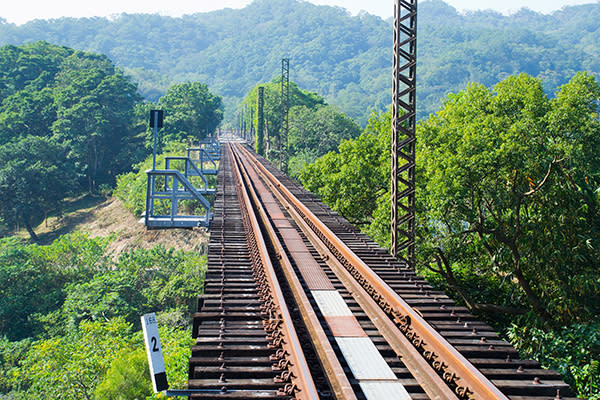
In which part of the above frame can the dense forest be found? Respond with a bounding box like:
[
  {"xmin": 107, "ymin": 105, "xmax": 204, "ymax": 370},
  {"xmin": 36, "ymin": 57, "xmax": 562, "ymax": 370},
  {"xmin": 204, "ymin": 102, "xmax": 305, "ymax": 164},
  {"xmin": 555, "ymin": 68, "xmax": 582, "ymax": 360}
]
[
  {"xmin": 1, "ymin": 0, "xmax": 599, "ymax": 398},
  {"xmin": 300, "ymin": 72, "xmax": 600, "ymax": 398},
  {"xmin": 0, "ymin": 234, "xmax": 205, "ymax": 399},
  {"xmin": 0, "ymin": 42, "xmax": 223, "ymax": 240},
  {"xmin": 0, "ymin": 42, "xmax": 224, "ymax": 399},
  {"xmin": 0, "ymin": 0, "xmax": 599, "ymax": 124}
]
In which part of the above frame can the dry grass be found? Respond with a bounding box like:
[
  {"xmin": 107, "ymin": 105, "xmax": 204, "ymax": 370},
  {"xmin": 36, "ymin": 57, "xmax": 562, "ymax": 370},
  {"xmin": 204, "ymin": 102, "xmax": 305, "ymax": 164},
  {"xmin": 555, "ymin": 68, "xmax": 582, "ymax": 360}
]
[{"xmin": 25, "ymin": 196, "xmax": 208, "ymax": 254}]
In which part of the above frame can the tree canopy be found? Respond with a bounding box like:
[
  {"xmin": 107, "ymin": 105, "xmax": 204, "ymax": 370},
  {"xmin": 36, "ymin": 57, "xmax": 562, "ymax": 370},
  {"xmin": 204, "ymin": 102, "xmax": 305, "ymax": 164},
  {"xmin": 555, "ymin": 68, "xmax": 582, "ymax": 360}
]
[
  {"xmin": 301, "ymin": 71, "xmax": 600, "ymax": 324},
  {"xmin": 0, "ymin": 234, "xmax": 201, "ymax": 399},
  {"xmin": 1, "ymin": 0, "xmax": 598, "ymax": 124},
  {"xmin": 241, "ymin": 77, "xmax": 360, "ymax": 175},
  {"xmin": 417, "ymin": 72, "xmax": 600, "ymax": 322},
  {"xmin": 0, "ymin": 42, "xmax": 223, "ymax": 239},
  {"xmin": 156, "ymin": 81, "xmax": 223, "ymax": 148},
  {"xmin": 299, "ymin": 72, "xmax": 600, "ymax": 398},
  {"xmin": 0, "ymin": 137, "xmax": 75, "ymax": 241},
  {"xmin": 0, "ymin": 42, "xmax": 143, "ymax": 192}
]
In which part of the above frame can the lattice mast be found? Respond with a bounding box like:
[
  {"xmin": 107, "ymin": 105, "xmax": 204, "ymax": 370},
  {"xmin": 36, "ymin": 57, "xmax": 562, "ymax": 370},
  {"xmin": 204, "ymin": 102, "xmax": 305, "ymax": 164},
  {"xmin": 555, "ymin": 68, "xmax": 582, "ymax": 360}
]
[
  {"xmin": 391, "ymin": 0, "xmax": 417, "ymax": 267},
  {"xmin": 257, "ymin": 86, "xmax": 265, "ymax": 156},
  {"xmin": 280, "ymin": 58, "xmax": 290, "ymax": 173}
]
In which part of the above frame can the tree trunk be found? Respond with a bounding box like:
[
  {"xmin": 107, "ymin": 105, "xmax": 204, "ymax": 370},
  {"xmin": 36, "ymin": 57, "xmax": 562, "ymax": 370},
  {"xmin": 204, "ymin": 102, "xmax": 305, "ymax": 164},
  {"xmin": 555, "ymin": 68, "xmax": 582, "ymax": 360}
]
[
  {"xmin": 24, "ymin": 218, "xmax": 39, "ymax": 243},
  {"xmin": 433, "ymin": 251, "xmax": 526, "ymax": 315},
  {"xmin": 512, "ymin": 264, "xmax": 551, "ymax": 320}
]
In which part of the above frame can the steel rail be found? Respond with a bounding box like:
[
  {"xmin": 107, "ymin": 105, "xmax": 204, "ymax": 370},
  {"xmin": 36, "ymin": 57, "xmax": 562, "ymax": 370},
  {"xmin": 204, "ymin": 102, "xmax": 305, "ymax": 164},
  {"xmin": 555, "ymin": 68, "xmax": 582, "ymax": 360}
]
[
  {"xmin": 231, "ymin": 144, "xmax": 357, "ymax": 400},
  {"xmin": 245, "ymin": 149, "xmax": 459, "ymax": 400},
  {"xmin": 235, "ymin": 143, "xmax": 509, "ymax": 400},
  {"xmin": 227, "ymin": 144, "xmax": 319, "ymax": 400}
]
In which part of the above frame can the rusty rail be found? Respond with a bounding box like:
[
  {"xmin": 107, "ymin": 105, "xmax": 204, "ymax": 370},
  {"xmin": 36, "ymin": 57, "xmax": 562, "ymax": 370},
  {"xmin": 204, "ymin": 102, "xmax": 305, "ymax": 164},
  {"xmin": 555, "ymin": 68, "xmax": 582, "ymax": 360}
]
[
  {"xmin": 234, "ymin": 142, "xmax": 509, "ymax": 400},
  {"xmin": 230, "ymin": 144, "xmax": 357, "ymax": 399},
  {"xmin": 227, "ymin": 144, "xmax": 320, "ymax": 399}
]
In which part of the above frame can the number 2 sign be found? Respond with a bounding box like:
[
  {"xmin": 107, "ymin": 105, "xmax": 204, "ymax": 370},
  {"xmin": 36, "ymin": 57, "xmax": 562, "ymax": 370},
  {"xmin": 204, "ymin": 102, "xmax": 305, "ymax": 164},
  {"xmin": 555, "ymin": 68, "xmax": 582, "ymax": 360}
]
[{"xmin": 141, "ymin": 313, "xmax": 169, "ymax": 392}]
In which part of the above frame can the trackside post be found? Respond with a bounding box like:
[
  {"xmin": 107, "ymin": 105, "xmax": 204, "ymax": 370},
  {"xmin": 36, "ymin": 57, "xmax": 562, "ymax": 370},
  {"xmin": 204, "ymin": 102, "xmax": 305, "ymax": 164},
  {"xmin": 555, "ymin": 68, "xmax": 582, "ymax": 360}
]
[{"xmin": 141, "ymin": 312, "xmax": 169, "ymax": 392}]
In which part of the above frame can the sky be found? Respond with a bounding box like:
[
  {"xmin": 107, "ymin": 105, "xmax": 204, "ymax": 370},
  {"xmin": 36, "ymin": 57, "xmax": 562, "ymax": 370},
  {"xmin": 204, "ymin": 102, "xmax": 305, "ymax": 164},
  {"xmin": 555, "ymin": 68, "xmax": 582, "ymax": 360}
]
[{"xmin": 1, "ymin": 0, "xmax": 598, "ymax": 25}]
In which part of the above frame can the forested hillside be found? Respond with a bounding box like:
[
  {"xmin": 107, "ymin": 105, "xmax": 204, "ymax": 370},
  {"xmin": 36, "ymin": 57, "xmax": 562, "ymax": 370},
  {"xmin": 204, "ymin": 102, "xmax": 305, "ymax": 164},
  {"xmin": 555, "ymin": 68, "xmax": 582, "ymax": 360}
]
[
  {"xmin": 300, "ymin": 71, "xmax": 600, "ymax": 399},
  {"xmin": 0, "ymin": 42, "xmax": 221, "ymax": 399},
  {"xmin": 0, "ymin": 42, "xmax": 223, "ymax": 241},
  {"xmin": 1, "ymin": 0, "xmax": 598, "ymax": 124}
]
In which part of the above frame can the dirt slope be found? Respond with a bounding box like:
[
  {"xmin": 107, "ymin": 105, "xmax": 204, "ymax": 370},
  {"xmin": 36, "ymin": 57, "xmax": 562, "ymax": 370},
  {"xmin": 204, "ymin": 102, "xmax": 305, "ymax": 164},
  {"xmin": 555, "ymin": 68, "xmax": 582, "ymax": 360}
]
[{"xmin": 32, "ymin": 196, "xmax": 209, "ymax": 254}]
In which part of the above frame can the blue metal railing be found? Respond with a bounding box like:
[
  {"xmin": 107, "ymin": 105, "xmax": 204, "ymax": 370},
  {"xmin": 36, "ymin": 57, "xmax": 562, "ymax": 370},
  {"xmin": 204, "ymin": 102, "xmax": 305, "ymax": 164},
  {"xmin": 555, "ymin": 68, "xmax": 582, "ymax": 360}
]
[
  {"xmin": 144, "ymin": 169, "xmax": 212, "ymax": 228},
  {"xmin": 186, "ymin": 148, "xmax": 218, "ymax": 175},
  {"xmin": 164, "ymin": 156, "xmax": 216, "ymax": 195},
  {"xmin": 143, "ymin": 138, "xmax": 221, "ymax": 229}
]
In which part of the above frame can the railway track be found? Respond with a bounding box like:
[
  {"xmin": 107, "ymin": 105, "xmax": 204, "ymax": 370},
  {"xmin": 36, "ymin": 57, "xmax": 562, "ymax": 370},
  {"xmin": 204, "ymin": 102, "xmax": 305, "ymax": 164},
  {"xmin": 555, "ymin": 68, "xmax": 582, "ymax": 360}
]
[{"xmin": 188, "ymin": 142, "xmax": 577, "ymax": 400}]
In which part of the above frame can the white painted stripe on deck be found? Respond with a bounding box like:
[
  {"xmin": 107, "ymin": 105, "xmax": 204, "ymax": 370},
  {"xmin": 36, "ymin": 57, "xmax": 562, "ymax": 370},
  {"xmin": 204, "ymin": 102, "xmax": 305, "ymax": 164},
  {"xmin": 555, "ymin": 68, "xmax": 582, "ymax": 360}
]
[
  {"xmin": 312, "ymin": 290, "xmax": 353, "ymax": 317},
  {"xmin": 335, "ymin": 337, "xmax": 397, "ymax": 380},
  {"xmin": 359, "ymin": 381, "xmax": 412, "ymax": 400}
]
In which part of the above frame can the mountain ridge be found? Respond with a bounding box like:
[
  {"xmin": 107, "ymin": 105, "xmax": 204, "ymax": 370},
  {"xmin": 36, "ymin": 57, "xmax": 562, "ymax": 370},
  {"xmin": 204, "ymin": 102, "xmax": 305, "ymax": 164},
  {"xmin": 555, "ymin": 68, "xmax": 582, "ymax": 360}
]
[{"xmin": 0, "ymin": 0, "xmax": 598, "ymax": 124}]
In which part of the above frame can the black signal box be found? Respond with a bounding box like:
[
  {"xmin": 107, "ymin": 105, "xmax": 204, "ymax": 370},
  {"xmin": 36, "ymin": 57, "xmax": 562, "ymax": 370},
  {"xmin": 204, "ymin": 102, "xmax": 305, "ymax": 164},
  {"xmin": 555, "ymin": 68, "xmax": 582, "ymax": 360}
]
[{"xmin": 150, "ymin": 110, "xmax": 164, "ymax": 128}]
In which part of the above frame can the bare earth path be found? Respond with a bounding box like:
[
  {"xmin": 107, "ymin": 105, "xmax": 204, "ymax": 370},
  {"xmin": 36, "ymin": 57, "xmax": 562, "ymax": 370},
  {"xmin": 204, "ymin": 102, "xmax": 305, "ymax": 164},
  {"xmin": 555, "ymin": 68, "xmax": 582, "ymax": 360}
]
[{"xmin": 29, "ymin": 196, "xmax": 208, "ymax": 254}]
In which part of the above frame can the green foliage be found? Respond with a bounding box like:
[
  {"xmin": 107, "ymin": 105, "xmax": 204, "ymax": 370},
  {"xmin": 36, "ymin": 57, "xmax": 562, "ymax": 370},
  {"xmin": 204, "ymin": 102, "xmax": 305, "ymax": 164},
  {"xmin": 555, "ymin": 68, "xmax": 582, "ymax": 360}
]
[
  {"xmin": 62, "ymin": 271, "xmax": 146, "ymax": 330},
  {"xmin": 0, "ymin": 338, "xmax": 31, "ymax": 394},
  {"xmin": 155, "ymin": 82, "xmax": 224, "ymax": 149},
  {"xmin": 114, "ymin": 143, "xmax": 194, "ymax": 217},
  {"xmin": 55, "ymin": 244, "xmax": 205, "ymax": 334},
  {"xmin": 241, "ymin": 77, "xmax": 325, "ymax": 160},
  {"xmin": 299, "ymin": 110, "xmax": 390, "ymax": 227},
  {"xmin": 94, "ymin": 348, "xmax": 151, "ymax": 400},
  {"xmin": 11, "ymin": 319, "xmax": 194, "ymax": 400},
  {"xmin": 17, "ymin": 318, "xmax": 135, "ymax": 400},
  {"xmin": 0, "ymin": 42, "xmax": 145, "ymax": 196},
  {"xmin": 0, "ymin": 231, "xmax": 205, "ymax": 399},
  {"xmin": 94, "ymin": 324, "xmax": 193, "ymax": 400},
  {"xmin": 507, "ymin": 322, "xmax": 600, "ymax": 399},
  {"xmin": 417, "ymin": 72, "xmax": 600, "ymax": 322},
  {"xmin": 287, "ymin": 104, "xmax": 361, "ymax": 177},
  {"xmin": 115, "ymin": 245, "xmax": 207, "ymax": 317},
  {"xmin": 1, "ymin": 1, "xmax": 598, "ymax": 124},
  {"xmin": 0, "ymin": 233, "xmax": 111, "ymax": 341},
  {"xmin": 114, "ymin": 154, "xmax": 166, "ymax": 217},
  {"xmin": 0, "ymin": 136, "xmax": 76, "ymax": 240}
]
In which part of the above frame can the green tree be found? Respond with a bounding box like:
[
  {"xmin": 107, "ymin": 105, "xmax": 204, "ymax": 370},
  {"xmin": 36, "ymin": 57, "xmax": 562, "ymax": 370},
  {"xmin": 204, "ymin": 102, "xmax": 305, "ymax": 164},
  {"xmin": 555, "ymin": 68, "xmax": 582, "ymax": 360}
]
[
  {"xmin": 93, "ymin": 348, "xmax": 151, "ymax": 400},
  {"xmin": 51, "ymin": 51, "xmax": 142, "ymax": 192},
  {"xmin": 0, "ymin": 41, "xmax": 145, "ymax": 212},
  {"xmin": 156, "ymin": 82, "xmax": 224, "ymax": 147},
  {"xmin": 288, "ymin": 104, "xmax": 361, "ymax": 176},
  {"xmin": 0, "ymin": 234, "xmax": 111, "ymax": 340},
  {"xmin": 0, "ymin": 86, "xmax": 56, "ymax": 144},
  {"xmin": 299, "ymin": 110, "xmax": 389, "ymax": 227},
  {"xmin": 94, "ymin": 325, "xmax": 194, "ymax": 400},
  {"xmin": 0, "ymin": 136, "xmax": 76, "ymax": 241},
  {"xmin": 241, "ymin": 77, "xmax": 325, "ymax": 162},
  {"xmin": 17, "ymin": 319, "xmax": 134, "ymax": 400},
  {"xmin": 416, "ymin": 73, "xmax": 600, "ymax": 321}
]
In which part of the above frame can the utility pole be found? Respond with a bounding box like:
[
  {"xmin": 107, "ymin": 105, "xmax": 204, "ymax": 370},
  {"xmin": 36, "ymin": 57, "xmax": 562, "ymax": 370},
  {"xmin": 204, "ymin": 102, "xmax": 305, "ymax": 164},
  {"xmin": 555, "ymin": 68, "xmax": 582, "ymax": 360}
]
[
  {"xmin": 280, "ymin": 58, "xmax": 290, "ymax": 173},
  {"xmin": 391, "ymin": 0, "xmax": 417, "ymax": 268},
  {"xmin": 249, "ymin": 106, "xmax": 255, "ymax": 144},
  {"xmin": 150, "ymin": 109, "xmax": 163, "ymax": 170},
  {"xmin": 257, "ymin": 86, "xmax": 265, "ymax": 156},
  {"xmin": 242, "ymin": 106, "xmax": 247, "ymax": 141}
]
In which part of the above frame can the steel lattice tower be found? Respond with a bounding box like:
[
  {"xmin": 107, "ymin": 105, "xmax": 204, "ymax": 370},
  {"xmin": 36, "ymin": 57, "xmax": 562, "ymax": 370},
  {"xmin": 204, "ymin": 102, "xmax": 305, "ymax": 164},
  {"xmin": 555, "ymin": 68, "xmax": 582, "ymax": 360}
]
[
  {"xmin": 257, "ymin": 86, "xmax": 265, "ymax": 156},
  {"xmin": 280, "ymin": 58, "xmax": 290, "ymax": 173},
  {"xmin": 391, "ymin": 0, "xmax": 417, "ymax": 267}
]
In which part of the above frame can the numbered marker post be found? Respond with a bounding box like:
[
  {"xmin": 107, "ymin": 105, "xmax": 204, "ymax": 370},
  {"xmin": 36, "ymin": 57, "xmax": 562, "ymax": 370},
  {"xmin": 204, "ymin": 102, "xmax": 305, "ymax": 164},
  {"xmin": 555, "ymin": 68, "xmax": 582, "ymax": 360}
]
[{"xmin": 141, "ymin": 313, "xmax": 169, "ymax": 392}]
